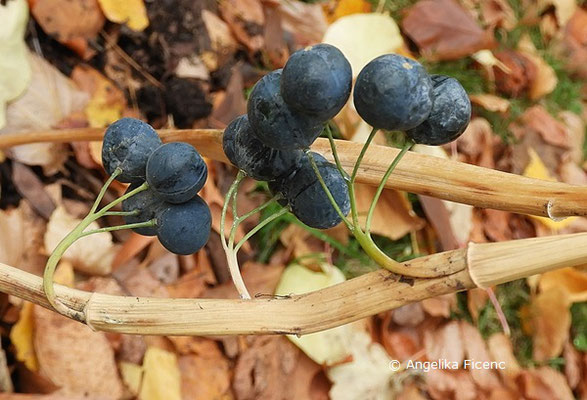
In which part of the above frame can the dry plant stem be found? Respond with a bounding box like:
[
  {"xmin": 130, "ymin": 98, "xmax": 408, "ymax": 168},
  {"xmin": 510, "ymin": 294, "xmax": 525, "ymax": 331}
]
[
  {"xmin": 220, "ymin": 171, "xmax": 251, "ymax": 300},
  {"xmin": 1, "ymin": 128, "xmax": 586, "ymax": 219},
  {"xmin": 5, "ymin": 232, "xmax": 587, "ymax": 335}
]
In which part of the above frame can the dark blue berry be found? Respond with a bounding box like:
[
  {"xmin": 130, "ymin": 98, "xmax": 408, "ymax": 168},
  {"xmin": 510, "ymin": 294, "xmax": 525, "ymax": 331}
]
[
  {"xmin": 222, "ymin": 116, "xmax": 242, "ymax": 166},
  {"xmin": 229, "ymin": 115, "xmax": 303, "ymax": 181},
  {"xmin": 353, "ymin": 54, "xmax": 433, "ymax": 131},
  {"xmin": 283, "ymin": 152, "xmax": 350, "ymax": 229},
  {"xmin": 247, "ymin": 70, "xmax": 323, "ymax": 150},
  {"xmin": 156, "ymin": 195, "xmax": 211, "ymax": 255},
  {"xmin": 102, "ymin": 118, "xmax": 162, "ymax": 183},
  {"xmin": 146, "ymin": 142, "xmax": 207, "ymax": 204},
  {"xmin": 281, "ymin": 44, "xmax": 352, "ymax": 121},
  {"xmin": 122, "ymin": 184, "xmax": 166, "ymax": 236},
  {"xmin": 406, "ymin": 75, "xmax": 471, "ymax": 145},
  {"xmin": 267, "ymin": 178, "xmax": 290, "ymax": 207}
]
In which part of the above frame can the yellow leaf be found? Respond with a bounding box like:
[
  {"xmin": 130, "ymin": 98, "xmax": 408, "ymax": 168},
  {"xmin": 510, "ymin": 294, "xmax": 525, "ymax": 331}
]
[
  {"xmin": 0, "ymin": 0, "xmax": 31, "ymax": 129},
  {"xmin": 323, "ymin": 13, "xmax": 404, "ymax": 76},
  {"xmin": 325, "ymin": 0, "xmax": 372, "ymax": 23},
  {"xmin": 517, "ymin": 34, "xmax": 557, "ymax": 100},
  {"xmin": 54, "ymin": 260, "xmax": 75, "ymax": 287},
  {"xmin": 275, "ymin": 263, "xmax": 351, "ymax": 366},
  {"xmin": 9, "ymin": 302, "xmax": 38, "ymax": 371},
  {"xmin": 523, "ymin": 148, "xmax": 576, "ymax": 229},
  {"xmin": 140, "ymin": 347, "xmax": 182, "ymax": 400},
  {"xmin": 539, "ymin": 267, "xmax": 587, "ymax": 303},
  {"xmin": 71, "ymin": 66, "xmax": 126, "ymax": 128},
  {"xmin": 120, "ymin": 361, "xmax": 143, "ymax": 396},
  {"xmin": 97, "ymin": 0, "xmax": 149, "ymax": 31}
]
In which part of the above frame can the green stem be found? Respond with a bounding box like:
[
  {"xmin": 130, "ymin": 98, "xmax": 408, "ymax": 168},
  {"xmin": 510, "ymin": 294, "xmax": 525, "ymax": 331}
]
[
  {"xmin": 220, "ymin": 171, "xmax": 251, "ymax": 299},
  {"xmin": 80, "ymin": 220, "xmax": 156, "ymax": 237},
  {"xmin": 90, "ymin": 169, "xmax": 120, "ymax": 213},
  {"xmin": 365, "ymin": 141, "xmax": 413, "ymax": 234},
  {"xmin": 306, "ymin": 151, "xmax": 353, "ymax": 230},
  {"xmin": 234, "ymin": 208, "xmax": 288, "ymax": 252},
  {"xmin": 351, "ymin": 127, "xmax": 378, "ymax": 182},
  {"xmin": 325, "ymin": 125, "xmax": 347, "ymax": 179},
  {"xmin": 96, "ymin": 181, "xmax": 149, "ymax": 216},
  {"xmin": 236, "ymin": 195, "xmax": 281, "ymax": 224},
  {"xmin": 102, "ymin": 210, "xmax": 139, "ymax": 217}
]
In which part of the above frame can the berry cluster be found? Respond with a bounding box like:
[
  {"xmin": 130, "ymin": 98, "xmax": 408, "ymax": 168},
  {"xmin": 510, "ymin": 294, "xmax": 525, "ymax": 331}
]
[
  {"xmin": 223, "ymin": 44, "xmax": 353, "ymax": 229},
  {"xmin": 223, "ymin": 46, "xmax": 471, "ymax": 230},
  {"xmin": 354, "ymin": 54, "xmax": 471, "ymax": 144},
  {"xmin": 102, "ymin": 118, "xmax": 211, "ymax": 255}
]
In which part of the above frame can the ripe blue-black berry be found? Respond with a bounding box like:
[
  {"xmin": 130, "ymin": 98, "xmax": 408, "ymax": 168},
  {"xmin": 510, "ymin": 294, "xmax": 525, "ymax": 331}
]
[
  {"xmin": 146, "ymin": 142, "xmax": 207, "ymax": 204},
  {"xmin": 281, "ymin": 44, "xmax": 352, "ymax": 121},
  {"xmin": 102, "ymin": 118, "xmax": 162, "ymax": 183},
  {"xmin": 283, "ymin": 152, "xmax": 350, "ymax": 229},
  {"xmin": 226, "ymin": 115, "xmax": 303, "ymax": 182},
  {"xmin": 406, "ymin": 75, "xmax": 471, "ymax": 145},
  {"xmin": 222, "ymin": 116, "xmax": 242, "ymax": 166},
  {"xmin": 156, "ymin": 195, "xmax": 211, "ymax": 255},
  {"xmin": 353, "ymin": 54, "xmax": 433, "ymax": 131},
  {"xmin": 121, "ymin": 183, "xmax": 166, "ymax": 236},
  {"xmin": 247, "ymin": 70, "xmax": 323, "ymax": 150}
]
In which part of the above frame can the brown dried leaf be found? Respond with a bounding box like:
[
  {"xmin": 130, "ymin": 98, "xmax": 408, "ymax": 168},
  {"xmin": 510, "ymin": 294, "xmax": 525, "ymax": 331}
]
[
  {"xmin": 33, "ymin": 306, "xmax": 123, "ymax": 399},
  {"xmin": 480, "ymin": 0, "xmax": 517, "ymax": 30},
  {"xmin": 201, "ymin": 10, "xmax": 237, "ymax": 70},
  {"xmin": 494, "ymin": 50, "xmax": 537, "ymax": 98},
  {"xmin": 178, "ymin": 351, "xmax": 232, "ymax": 400},
  {"xmin": 519, "ymin": 105, "xmax": 570, "ymax": 148},
  {"xmin": 528, "ymin": 286, "xmax": 571, "ymax": 362},
  {"xmin": 233, "ymin": 336, "xmax": 299, "ymax": 400},
  {"xmin": 219, "ymin": 0, "xmax": 265, "ymax": 52},
  {"xmin": 539, "ymin": 267, "xmax": 587, "ymax": 303},
  {"xmin": 460, "ymin": 321, "xmax": 501, "ymax": 390},
  {"xmin": 426, "ymin": 369, "xmax": 477, "ymax": 400},
  {"xmin": 422, "ymin": 294, "xmax": 457, "ymax": 318},
  {"xmin": 563, "ymin": 340, "xmax": 581, "ymax": 389},
  {"xmin": 11, "ymin": 161, "xmax": 55, "ymax": 219},
  {"xmin": 31, "ymin": 0, "xmax": 104, "ymax": 56},
  {"xmin": 354, "ymin": 184, "xmax": 425, "ymax": 240},
  {"xmin": 469, "ymin": 94, "xmax": 510, "ymax": 113},
  {"xmin": 517, "ymin": 35, "xmax": 558, "ymax": 100},
  {"xmin": 279, "ymin": 0, "xmax": 328, "ymax": 45},
  {"xmin": 517, "ymin": 367, "xmax": 574, "ymax": 400},
  {"xmin": 467, "ymin": 288, "xmax": 489, "ymax": 322},
  {"xmin": 424, "ymin": 321, "xmax": 464, "ymax": 364},
  {"xmin": 402, "ymin": 0, "xmax": 495, "ymax": 61}
]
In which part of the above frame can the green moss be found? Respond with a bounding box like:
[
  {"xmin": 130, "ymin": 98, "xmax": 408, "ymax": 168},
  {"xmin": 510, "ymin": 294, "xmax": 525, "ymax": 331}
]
[
  {"xmin": 476, "ymin": 280, "xmax": 534, "ymax": 367},
  {"xmin": 571, "ymin": 302, "xmax": 587, "ymax": 351},
  {"xmin": 543, "ymin": 54, "xmax": 583, "ymax": 116},
  {"xmin": 422, "ymin": 58, "xmax": 488, "ymax": 94}
]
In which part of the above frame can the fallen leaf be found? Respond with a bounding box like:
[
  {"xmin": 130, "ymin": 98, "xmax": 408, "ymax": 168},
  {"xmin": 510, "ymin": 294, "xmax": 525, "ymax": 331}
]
[
  {"xmin": 392, "ymin": 303, "xmax": 425, "ymax": 327},
  {"xmin": 324, "ymin": 0, "xmax": 371, "ymax": 23},
  {"xmin": 279, "ymin": 0, "xmax": 328, "ymax": 45},
  {"xmin": 9, "ymin": 302, "xmax": 38, "ymax": 371},
  {"xmin": 119, "ymin": 361, "xmax": 143, "ymax": 397},
  {"xmin": 71, "ymin": 65, "xmax": 126, "ymax": 128},
  {"xmin": 517, "ymin": 34, "xmax": 558, "ymax": 100},
  {"xmin": 0, "ymin": 207, "xmax": 26, "ymax": 267},
  {"xmin": 424, "ymin": 321, "xmax": 464, "ymax": 364},
  {"xmin": 563, "ymin": 341, "xmax": 581, "ymax": 389},
  {"xmin": 140, "ymin": 347, "xmax": 182, "ymax": 400},
  {"xmin": 11, "ymin": 161, "xmax": 55, "ymax": 219},
  {"xmin": 467, "ymin": 288, "xmax": 489, "ymax": 322},
  {"xmin": 539, "ymin": 267, "xmax": 587, "ymax": 303},
  {"xmin": 233, "ymin": 336, "xmax": 300, "ymax": 400},
  {"xmin": 469, "ymin": 94, "xmax": 510, "ymax": 113},
  {"xmin": 0, "ymin": 0, "xmax": 31, "ymax": 129},
  {"xmin": 275, "ymin": 263, "xmax": 351, "ymax": 366},
  {"xmin": 178, "ymin": 352, "xmax": 232, "ymax": 400},
  {"xmin": 517, "ymin": 367, "xmax": 575, "ymax": 400},
  {"xmin": 263, "ymin": 2, "xmax": 289, "ymax": 68},
  {"xmin": 219, "ymin": 0, "xmax": 265, "ymax": 52},
  {"xmin": 460, "ymin": 321, "xmax": 501, "ymax": 390},
  {"xmin": 422, "ymin": 294, "xmax": 456, "ymax": 318},
  {"xmin": 31, "ymin": 0, "xmax": 104, "ymax": 57},
  {"xmin": 327, "ymin": 330, "xmax": 394, "ymax": 400},
  {"xmin": 0, "ymin": 52, "xmax": 89, "ymax": 172},
  {"xmin": 44, "ymin": 206, "xmax": 116, "ymax": 275},
  {"xmin": 541, "ymin": 0, "xmax": 577, "ymax": 26},
  {"xmin": 354, "ymin": 184, "xmax": 425, "ymax": 240},
  {"xmin": 426, "ymin": 369, "xmax": 478, "ymax": 400},
  {"xmin": 33, "ymin": 306, "xmax": 123, "ymax": 398},
  {"xmin": 493, "ymin": 50, "xmax": 537, "ymax": 98},
  {"xmin": 402, "ymin": 0, "xmax": 495, "ymax": 61},
  {"xmin": 527, "ymin": 286, "xmax": 571, "ymax": 362},
  {"xmin": 97, "ymin": 0, "xmax": 149, "ymax": 31},
  {"xmin": 323, "ymin": 13, "xmax": 404, "ymax": 76},
  {"xmin": 480, "ymin": 0, "xmax": 517, "ymax": 30}
]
